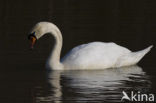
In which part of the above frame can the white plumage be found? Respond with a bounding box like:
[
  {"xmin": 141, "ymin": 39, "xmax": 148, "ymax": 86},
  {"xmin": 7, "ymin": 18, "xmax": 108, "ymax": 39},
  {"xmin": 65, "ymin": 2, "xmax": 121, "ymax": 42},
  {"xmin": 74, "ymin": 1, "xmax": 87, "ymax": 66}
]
[
  {"xmin": 62, "ymin": 42, "xmax": 152, "ymax": 70},
  {"xmin": 29, "ymin": 22, "xmax": 153, "ymax": 70}
]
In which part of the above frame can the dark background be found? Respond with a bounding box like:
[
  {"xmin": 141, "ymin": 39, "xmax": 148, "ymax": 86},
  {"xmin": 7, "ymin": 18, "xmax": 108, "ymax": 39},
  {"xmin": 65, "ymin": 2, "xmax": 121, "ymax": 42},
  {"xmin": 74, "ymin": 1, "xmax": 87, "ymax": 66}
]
[
  {"xmin": 0, "ymin": 0, "xmax": 155, "ymax": 71},
  {"xmin": 0, "ymin": 0, "xmax": 155, "ymax": 103}
]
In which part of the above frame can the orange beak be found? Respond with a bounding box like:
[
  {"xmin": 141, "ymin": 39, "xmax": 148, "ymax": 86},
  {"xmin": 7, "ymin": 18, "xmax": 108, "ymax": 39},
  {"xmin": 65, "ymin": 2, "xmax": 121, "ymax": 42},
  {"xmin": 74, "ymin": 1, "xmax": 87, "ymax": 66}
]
[{"xmin": 30, "ymin": 36, "xmax": 36, "ymax": 49}]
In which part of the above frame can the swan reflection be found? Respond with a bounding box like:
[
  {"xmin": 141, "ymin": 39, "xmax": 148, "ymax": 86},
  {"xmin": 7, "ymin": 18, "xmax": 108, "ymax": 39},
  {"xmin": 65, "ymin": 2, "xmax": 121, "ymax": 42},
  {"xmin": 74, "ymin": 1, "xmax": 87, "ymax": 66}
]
[{"xmin": 35, "ymin": 65, "xmax": 151, "ymax": 103}]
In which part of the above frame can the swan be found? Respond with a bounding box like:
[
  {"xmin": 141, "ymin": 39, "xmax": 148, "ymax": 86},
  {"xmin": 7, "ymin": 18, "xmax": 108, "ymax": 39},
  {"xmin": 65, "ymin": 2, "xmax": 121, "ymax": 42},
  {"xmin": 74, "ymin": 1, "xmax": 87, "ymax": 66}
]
[{"xmin": 28, "ymin": 22, "xmax": 153, "ymax": 70}]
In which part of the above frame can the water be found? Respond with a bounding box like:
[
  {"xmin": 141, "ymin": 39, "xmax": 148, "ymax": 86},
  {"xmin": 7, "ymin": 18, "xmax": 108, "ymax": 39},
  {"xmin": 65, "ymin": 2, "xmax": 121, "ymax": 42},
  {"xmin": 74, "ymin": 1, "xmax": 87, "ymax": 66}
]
[
  {"xmin": 0, "ymin": 66, "xmax": 154, "ymax": 103},
  {"xmin": 0, "ymin": 0, "xmax": 156, "ymax": 103}
]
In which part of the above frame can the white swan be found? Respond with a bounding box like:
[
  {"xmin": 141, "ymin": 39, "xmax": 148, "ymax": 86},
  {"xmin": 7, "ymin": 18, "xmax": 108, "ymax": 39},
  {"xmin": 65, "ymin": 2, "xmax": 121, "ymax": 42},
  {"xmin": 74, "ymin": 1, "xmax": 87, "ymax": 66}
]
[{"xmin": 28, "ymin": 22, "xmax": 153, "ymax": 70}]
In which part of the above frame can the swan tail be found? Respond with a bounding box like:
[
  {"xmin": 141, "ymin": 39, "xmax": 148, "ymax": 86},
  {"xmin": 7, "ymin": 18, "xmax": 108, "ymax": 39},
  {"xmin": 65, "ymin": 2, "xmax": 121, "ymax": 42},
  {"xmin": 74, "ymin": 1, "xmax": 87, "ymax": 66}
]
[
  {"xmin": 116, "ymin": 45, "xmax": 153, "ymax": 67},
  {"xmin": 131, "ymin": 45, "xmax": 153, "ymax": 63}
]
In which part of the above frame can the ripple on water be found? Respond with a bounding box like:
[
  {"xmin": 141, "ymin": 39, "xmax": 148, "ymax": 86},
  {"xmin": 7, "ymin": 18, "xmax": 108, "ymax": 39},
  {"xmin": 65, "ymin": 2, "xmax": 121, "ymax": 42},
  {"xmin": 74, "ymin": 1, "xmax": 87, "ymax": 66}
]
[{"xmin": 34, "ymin": 65, "xmax": 152, "ymax": 103}]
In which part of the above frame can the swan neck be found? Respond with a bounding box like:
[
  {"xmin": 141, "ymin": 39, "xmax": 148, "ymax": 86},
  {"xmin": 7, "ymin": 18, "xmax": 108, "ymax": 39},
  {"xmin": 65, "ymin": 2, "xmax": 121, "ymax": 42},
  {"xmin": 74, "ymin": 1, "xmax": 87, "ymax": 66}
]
[{"xmin": 47, "ymin": 26, "xmax": 63, "ymax": 70}]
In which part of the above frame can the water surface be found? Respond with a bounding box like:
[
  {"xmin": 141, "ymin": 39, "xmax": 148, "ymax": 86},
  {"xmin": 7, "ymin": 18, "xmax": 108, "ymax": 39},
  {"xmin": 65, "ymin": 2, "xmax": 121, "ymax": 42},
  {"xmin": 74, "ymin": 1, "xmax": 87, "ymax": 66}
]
[{"xmin": 0, "ymin": 65, "xmax": 154, "ymax": 103}]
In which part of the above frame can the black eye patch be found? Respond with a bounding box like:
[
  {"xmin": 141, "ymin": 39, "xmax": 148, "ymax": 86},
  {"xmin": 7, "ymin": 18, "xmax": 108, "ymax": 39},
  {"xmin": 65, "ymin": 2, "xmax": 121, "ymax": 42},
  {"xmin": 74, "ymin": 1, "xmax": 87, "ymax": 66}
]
[{"xmin": 28, "ymin": 32, "xmax": 36, "ymax": 40}]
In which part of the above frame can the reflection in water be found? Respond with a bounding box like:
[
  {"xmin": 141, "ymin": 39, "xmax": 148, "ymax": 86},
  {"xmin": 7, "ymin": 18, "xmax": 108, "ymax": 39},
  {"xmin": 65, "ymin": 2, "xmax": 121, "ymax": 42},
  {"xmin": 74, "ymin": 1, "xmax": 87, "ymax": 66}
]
[
  {"xmin": 35, "ymin": 65, "xmax": 151, "ymax": 103},
  {"xmin": 33, "ymin": 71, "xmax": 62, "ymax": 103}
]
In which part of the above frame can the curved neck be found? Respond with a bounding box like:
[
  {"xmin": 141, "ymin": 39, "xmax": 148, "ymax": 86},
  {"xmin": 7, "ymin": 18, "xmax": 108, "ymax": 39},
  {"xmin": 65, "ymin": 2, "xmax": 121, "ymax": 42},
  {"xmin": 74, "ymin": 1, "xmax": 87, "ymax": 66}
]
[{"xmin": 46, "ymin": 25, "xmax": 63, "ymax": 70}]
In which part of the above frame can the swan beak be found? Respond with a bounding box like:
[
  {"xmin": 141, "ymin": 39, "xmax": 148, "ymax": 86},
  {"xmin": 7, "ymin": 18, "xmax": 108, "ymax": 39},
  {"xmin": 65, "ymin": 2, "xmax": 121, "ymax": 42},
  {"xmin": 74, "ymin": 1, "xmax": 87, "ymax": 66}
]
[{"xmin": 29, "ymin": 36, "xmax": 36, "ymax": 49}]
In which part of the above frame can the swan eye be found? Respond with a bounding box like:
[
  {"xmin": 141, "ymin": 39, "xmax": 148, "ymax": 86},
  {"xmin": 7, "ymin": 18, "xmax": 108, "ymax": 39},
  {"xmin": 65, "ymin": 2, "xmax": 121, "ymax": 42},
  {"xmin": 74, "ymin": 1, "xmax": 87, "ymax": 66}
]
[{"xmin": 28, "ymin": 32, "xmax": 36, "ymax": 40}]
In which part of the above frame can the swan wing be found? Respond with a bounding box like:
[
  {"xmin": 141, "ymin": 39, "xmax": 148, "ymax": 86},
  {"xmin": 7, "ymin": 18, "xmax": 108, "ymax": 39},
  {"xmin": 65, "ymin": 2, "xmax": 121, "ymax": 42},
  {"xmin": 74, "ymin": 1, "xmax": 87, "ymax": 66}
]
[{"xmin": 61, "ymin": 42, "xmax": 131, "ymax": 69}]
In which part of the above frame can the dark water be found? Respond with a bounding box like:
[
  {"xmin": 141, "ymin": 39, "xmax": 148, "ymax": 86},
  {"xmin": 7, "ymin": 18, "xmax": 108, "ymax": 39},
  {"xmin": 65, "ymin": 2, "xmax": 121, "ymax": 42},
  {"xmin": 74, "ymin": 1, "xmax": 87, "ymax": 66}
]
[
  {"xmin": 0, "ymin": 66, "xmax": 154, "ymax": 103},
  {"xmin": 0, "ymin": 0, "xmax": 156, "ymax": 103}
]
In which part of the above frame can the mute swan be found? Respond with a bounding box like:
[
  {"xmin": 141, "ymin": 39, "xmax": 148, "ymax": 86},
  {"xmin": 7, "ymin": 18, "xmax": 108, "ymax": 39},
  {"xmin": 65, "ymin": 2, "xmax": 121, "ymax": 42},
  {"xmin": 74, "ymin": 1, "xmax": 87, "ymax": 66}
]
[{"xmin": 28, "ymin": 22, "xmax": 153, "ymax": 70}]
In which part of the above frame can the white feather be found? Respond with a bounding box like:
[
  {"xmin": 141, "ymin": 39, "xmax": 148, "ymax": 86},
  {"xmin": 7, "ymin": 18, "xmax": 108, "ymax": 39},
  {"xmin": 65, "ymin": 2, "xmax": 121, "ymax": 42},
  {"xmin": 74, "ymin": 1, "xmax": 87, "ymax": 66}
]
[{"xmin": 30, "ymin": 22, "xmax": 153, "ymax": 70}]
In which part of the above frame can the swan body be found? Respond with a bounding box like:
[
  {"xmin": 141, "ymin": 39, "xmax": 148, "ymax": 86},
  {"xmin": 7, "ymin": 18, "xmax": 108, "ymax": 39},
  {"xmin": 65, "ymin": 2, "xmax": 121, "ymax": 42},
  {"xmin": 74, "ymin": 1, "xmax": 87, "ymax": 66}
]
[
  {"xmin": 61, "ymin": 42, "xmax": 152, "ymax": 70},
  {"xmin": 28, "ymin": 22, "xmax": 153, "ymax": 70}
]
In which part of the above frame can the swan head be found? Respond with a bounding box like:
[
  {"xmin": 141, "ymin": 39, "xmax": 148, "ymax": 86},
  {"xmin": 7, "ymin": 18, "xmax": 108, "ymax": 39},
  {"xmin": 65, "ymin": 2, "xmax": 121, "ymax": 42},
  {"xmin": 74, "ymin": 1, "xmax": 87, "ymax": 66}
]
[{"xmin": 28, "ymin": 22, "xmax": 58, "ymax": 48}]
